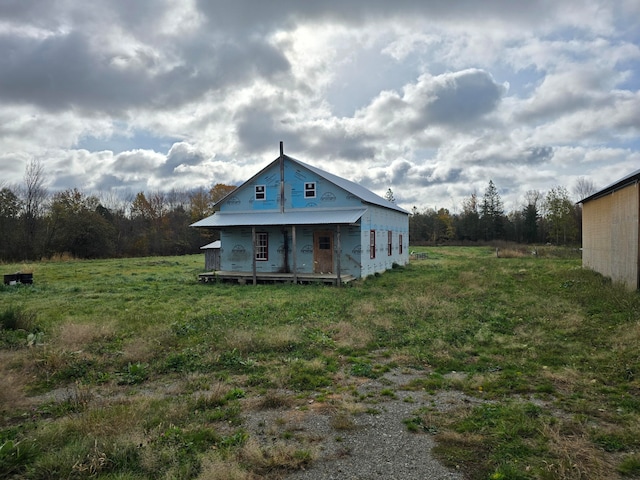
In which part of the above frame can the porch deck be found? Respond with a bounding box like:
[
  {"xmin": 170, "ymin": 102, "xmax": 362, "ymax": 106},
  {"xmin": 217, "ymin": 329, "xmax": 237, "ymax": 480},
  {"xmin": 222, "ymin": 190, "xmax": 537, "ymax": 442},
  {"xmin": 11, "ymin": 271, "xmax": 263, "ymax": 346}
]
[{"xmin": 198, "ymin": 271, "xmax": 356, "ymax": 285}]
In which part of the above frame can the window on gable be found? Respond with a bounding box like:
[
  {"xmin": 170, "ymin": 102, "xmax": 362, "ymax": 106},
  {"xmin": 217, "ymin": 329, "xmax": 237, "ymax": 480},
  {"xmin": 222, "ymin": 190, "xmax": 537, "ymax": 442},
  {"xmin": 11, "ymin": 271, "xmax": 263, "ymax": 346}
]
[
  {"xmin": 388, "ymin": 230, "xmax": 393, "ymax": 256},
  {"xmin": 304, "ymin": 182, "xmax": 316, "ymax": 198},
  {"xmin": 399, "ymin": 234, "xmax": 403, "ymax": 255},
  {"xmin": 370, "ymin": 230, "xmax": 376, "ymax": 259},
  {"xmin": 255, "ymin": 232, "xmax": 268, "ymax": 261},
  {"xmin": 255, "ymin": 185, "xmax": 266, "ymax": 201}
]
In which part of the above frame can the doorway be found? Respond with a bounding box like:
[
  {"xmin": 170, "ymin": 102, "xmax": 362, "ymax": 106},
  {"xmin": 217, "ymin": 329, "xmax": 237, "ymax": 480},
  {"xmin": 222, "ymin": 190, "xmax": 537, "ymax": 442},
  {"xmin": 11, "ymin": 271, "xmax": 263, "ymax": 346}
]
[{"xmin": 313, "ymin": 231, "xmax": 333, "ymax": 273}]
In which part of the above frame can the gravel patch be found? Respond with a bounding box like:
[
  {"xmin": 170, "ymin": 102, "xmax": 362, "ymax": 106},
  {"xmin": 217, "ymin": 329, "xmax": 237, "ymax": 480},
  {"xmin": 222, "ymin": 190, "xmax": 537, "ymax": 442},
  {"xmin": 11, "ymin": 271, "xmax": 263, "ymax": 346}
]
[
  {"xmin": 285, "ymin": 399, "xmax": 463, "ymax": 480},
  {"xmin": 244, "ymin": 368, "xmax": 479, "ymax": 479}
]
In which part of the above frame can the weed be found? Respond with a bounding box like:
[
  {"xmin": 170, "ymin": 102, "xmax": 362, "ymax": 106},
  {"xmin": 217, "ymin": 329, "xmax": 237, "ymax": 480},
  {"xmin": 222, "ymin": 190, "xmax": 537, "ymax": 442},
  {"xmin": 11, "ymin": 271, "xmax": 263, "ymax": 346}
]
[
  {"xmin": 380, "ymin": 388, "xmax": 397, "ymax": 398},
  {"xmin": 238, "ymin": 438, "xmax": 314, "ymax": 475},
  {"xmin": 117, "ymin": 362, "xmax": 149, "ymax": 385},
  {"xmin": 0, "ymin": 439, "xmax": 38, "ymax": 477},
  {"xmin": 162, "ymin": 347, "xmax": 208, "ymax": 373},
  {"xmin": 257, "ymin": 391, "xmax": 294, "ymax": 410},
  {"xmin": 218, "ymin": 348, "xmax": 256, "ymax": 372},
  {"xmin": 330, "ymin": 412, "xmax": 356, "ymax": 431},
  {"xmin": 285, "ymin": 359, "xmax": 332, "ymax": 391},
  {"xmin": 0, "ymin": 307, "xmax": 36, "ymax": 332},
  {"xmin": 618, "ymin": 454, "xmax": 640, "ymax": 476}
]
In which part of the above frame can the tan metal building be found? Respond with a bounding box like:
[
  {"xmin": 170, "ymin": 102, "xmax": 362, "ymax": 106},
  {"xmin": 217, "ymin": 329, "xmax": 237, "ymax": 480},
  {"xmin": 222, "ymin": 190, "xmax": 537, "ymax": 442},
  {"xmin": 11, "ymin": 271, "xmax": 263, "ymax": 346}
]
[{"xmin": 580, "ymin": 169, "xmax": 640, "ymax": 290}]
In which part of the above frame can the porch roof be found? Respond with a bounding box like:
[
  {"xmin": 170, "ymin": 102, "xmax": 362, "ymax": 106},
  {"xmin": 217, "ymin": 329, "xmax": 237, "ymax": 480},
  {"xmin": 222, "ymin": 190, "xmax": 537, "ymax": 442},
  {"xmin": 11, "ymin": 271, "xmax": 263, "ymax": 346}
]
[{"xmin": 191, "ymin": 208, "xmax": 367, "ymax": 228}]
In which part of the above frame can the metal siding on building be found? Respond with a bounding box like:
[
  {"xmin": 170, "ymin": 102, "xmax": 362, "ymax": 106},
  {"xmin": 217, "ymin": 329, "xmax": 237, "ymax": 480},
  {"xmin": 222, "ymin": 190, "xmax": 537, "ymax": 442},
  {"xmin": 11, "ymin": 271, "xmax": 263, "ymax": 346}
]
[
  {"xmin": 359, "ymin": 205, "xmax": 409, "ymax": 278},
  {"xmin": 611, "ymin": 185, "xmax": 639, "ymax": 289},
  {"xmin": 583, "ymin": 183, "xmax": 639, "ymax": 289}
]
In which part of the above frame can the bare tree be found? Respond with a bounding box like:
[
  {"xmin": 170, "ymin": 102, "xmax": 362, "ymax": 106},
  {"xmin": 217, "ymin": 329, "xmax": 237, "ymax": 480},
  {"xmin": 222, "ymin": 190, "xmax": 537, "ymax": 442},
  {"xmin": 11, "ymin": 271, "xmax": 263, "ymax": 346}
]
[
  {"xmin": 21, "ymin": 158, "xmax": 48, "ymax": 259},
  {"xmin": 524, "ymin": 189, "xmax": 543, "ymax": 208},
  {"xmin": 573, "ymin": 177, "xmax": 597, "ymax": 202}
]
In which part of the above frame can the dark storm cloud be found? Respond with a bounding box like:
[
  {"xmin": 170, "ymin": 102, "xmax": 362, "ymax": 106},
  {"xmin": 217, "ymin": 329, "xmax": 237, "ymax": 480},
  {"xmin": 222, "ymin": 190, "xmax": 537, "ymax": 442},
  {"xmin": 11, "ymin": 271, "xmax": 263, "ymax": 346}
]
[
  {"xmin": 0, "ymin": 0, "xmax": 172, "ymax": 35},
  {"xmin": 0, "ymin": 0, "xmax": 566, "ymax": 123},
  {"xmin": 0, "ymin": 0, "xmax": 60, "ymax": 26},
  {"xmin": 196, "ymin": 0, "xmax": 556, "ymax": 31},
  {"xmin": 0, "ymin": 29, "xmax": 290, "ymax": 114},
  {"xmin": 0, "ymin": 32, "xmax": 153, "ymax": 113}
]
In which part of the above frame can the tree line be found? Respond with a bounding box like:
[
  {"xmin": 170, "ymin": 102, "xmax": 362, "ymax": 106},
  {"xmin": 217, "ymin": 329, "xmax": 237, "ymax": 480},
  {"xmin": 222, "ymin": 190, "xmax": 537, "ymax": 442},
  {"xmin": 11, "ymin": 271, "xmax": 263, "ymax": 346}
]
[
  {"xmin": 1, "ymin": 160, "xmax": 596, "ymax": 262},
  {"xmin": 0, "ymin": 160, "xmax": 235, "ymax": 262},
  {"xmin": 408, "ymin": 178, "xmax": 596, "ymax": 246}
]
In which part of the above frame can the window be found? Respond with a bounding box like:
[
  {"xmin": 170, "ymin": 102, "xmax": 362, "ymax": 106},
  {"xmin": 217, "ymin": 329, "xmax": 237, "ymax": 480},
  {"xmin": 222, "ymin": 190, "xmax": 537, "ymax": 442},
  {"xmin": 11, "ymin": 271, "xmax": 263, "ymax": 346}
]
[
  {"xmin": 255, "ymin": 185, "xmax": 265, "ymax": 201},
  {"xmin": 388, "ymin": 230, "xmax": 393, "ymax": 256},
  {"xmin": 255, "ymin": 232, "xmax": 268, "ymax": 261},
  {"xmin": 318, "ymin": 234, "xmax": 331, "ymax": 250},
  {"xmin": 399, "ymin": 234, "xmax": 403, "ymax": 255},
  {"xmin": 370, "ymin": 230, "xmax": 376, "ymax": 259},
  {"xmin": 304, "ymin": 182, "xmax": 316, "ymax": 198}
]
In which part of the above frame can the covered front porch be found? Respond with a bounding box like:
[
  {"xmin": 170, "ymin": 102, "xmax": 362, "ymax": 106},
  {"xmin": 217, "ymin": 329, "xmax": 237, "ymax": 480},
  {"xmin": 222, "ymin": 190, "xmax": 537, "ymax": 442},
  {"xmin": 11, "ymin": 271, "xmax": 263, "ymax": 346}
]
[{"xmin": 198, "ymin": 270, "xmax": 356, "ymax": 285}]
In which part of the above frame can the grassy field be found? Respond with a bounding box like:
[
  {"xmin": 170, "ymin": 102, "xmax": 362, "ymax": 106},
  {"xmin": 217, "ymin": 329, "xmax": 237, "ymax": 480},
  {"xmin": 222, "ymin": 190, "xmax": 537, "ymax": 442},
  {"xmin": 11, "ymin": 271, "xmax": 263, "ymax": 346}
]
[{"xmin": 1, "ymin": 247, "xmax": 639, "ymax": 479}]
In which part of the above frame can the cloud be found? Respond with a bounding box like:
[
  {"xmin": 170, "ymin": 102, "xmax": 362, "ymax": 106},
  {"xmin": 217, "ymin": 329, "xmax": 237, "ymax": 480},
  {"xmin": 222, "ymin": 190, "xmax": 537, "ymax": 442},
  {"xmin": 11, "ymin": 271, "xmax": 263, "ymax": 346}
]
[
  {"xmin": 0, "ymin": 15, "xmax": 291, "ymax": 114},
  {"xmin": 352, "ymin": 69, "xmax": 506, "ymax": 146},
  {"xmin": 160, "ymin": 142, "xmax": 206, "ymax": 176},
  {"xmin": 408, "ymin": 70, "xmax": 506, "ymax": 126},
  {"xmin": 0, "ymin": 0, "xmax": 638, "ymax": 214}
]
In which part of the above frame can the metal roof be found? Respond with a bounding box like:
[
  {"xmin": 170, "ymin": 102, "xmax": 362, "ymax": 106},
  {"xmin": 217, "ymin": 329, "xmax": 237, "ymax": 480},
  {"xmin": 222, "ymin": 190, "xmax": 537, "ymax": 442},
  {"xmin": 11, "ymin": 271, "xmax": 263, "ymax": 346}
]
[
  {"xmin": 191, "ymin": 208, "xmax": 368, "ymax": 228},
  {"xmin": 209, "ymin": 152, "xmax": 410, "ymax": 215},
  {"xmin": 200, "ymin": 240, "xmax": 221, "ymax": 249},
  {"xmin": 579, "ymin": 168, "xmax": 640, "ymax": 204},
  {"xmin": 289, "ymin": 156, "xmax": 410, "ymax": 215}
]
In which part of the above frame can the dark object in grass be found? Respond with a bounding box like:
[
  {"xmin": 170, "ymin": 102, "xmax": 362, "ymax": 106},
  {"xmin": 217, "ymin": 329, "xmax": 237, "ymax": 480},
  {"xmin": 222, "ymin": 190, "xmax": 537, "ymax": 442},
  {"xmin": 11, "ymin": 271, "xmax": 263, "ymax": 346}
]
[{"xmin": 3, "ymin": 272, "xmax": 33, "ymax": 285}]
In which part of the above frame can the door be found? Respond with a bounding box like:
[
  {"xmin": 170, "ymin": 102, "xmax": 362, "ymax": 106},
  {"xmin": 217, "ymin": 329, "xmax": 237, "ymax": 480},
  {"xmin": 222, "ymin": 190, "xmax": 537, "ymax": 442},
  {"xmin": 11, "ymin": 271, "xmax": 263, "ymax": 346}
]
[{"xmin": 313, "ymin": 231, "xmax": 333, "ymax": 273}]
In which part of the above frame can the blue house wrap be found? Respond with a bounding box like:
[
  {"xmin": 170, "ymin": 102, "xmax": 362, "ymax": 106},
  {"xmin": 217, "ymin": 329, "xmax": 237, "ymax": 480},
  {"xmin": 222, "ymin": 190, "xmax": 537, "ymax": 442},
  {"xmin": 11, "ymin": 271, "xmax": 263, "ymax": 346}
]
[{"xmin": 191, "ymin": 144, "xmax": 409, "ymax": 282}]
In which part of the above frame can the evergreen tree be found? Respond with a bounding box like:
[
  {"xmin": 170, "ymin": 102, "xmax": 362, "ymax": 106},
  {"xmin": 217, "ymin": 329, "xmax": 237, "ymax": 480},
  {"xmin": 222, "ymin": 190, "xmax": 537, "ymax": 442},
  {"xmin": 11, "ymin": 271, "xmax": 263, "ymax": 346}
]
[
  {"xmin": 384, "ymin": 188, "xmax": 396, "ymax": 203},
  {"xmin": 480, "ymin": 180, "xmax": 505, "ymax": 240}
]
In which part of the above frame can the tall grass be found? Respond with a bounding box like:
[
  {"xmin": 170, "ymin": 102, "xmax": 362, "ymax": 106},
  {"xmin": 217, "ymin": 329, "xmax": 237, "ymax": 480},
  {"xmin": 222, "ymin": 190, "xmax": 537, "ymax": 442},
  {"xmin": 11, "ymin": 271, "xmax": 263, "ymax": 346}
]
[{"xmin": 1, "ymin": 249, "xmax": 639, "ymax": 479}]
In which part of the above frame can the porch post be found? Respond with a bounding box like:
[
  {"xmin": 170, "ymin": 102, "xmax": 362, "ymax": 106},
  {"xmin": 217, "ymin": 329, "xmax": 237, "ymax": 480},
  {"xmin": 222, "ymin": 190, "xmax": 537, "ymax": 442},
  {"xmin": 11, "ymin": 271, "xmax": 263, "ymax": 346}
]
[
  {"xmin": 292, "ymin": 225, "xmax": 298, "ymax": 284},
  {"xmin": 336, "ymin": 225, "xmax": 342, "ymax": 286},
  {"xmin": 252, "ymin": 226, "xmax": 257, "ymax": 285}
]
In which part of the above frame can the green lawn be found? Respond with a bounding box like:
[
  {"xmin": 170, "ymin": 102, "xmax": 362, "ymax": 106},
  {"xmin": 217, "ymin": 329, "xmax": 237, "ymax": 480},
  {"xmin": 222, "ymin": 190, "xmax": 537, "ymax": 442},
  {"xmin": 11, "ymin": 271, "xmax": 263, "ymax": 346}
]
[{"xmin": 1, "ymin": 247, "xmax": 639, "ymax": 479}]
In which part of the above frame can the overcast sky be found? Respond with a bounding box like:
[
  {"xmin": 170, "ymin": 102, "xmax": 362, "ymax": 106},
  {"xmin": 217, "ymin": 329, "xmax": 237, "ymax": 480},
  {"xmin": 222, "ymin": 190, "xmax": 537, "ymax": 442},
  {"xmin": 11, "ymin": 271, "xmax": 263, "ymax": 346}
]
[{"xmin": 1, "ymin": 0, "xmax": 639, "ymax": 212}]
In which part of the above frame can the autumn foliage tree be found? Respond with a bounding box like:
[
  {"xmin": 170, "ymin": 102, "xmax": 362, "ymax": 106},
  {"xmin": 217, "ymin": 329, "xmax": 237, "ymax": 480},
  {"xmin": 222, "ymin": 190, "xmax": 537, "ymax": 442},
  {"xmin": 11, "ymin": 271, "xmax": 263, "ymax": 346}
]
[
  {"xmin": 0, "ymin": 160, "xmax": 588, "ymax": 261},
  {"xmin": 47, "ymin": 189, "xmax": 116, "ymax": 258}
]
